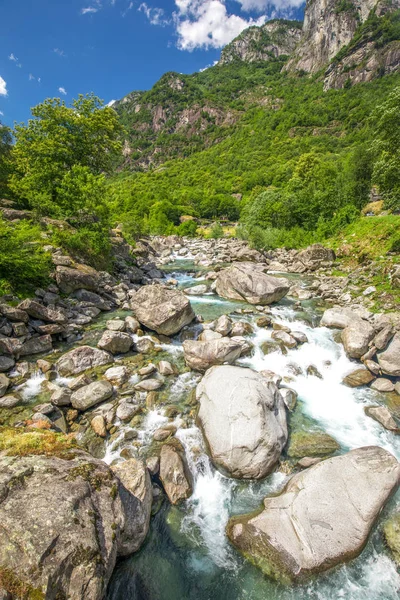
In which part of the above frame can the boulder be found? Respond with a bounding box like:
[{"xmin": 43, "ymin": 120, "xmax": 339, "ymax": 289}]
[
  {"xmin": 0, "ymin": 451, "xmax": 152, "ymax": 600},
  {"xmin": 214, "ymin": 315, "xmax": 232, "ymax": 336},
  {"xmin": 91, "ymin": 415, "xmax": 107, "ymax": 437},
  {"xmin": 374, "ymin": 325, "xmax": 394, "ymax": 351},
  {"xmin": 72, "ymin": 289, "xmax": 112, "ymax": 310},
  {"xmin": 50, "ymin": 387, "xmax": 72, "ymax": 407},
  {"xmin": 104, "ymin": 366, "xmax": 130, "ymax": 384},
  {"xmin": 341, "ymin": 321, "xmax": 375, "ymax": 359},
  {"xmin": 18, "ymin": 335, "xmax": 53, "ymax": 357},
  {"xmin": 116, "ymin": 401, "xmax": 139, "ymax": 422},
  {"xmin": 130, "ymin": 285, "xmax": 195, "ymax": 336},
  {"xmin": 183, "ymin": 338, "xmax": 243, "ymax": 372},
  {"xmin": 97, "ymin": 331, "xmax": 132, "ymax": 354},
  {"xmin": 271, "ymin": 330, "xmax": 297, "ymax": 348},
  {"xmin": 159, "ymin": 443, "xmax": 193, "ymax": 505},
  {"xmin": 287, "ymin": 430, "xmax": 340, "ymax": 458},
  {"xmin": 231, "ymin": 321, "xmax": 254, "ymax": 336},
  {"xmin": 0, "ymin": 395, "xmax": 20, "ymax": 409},
  {"xmin": 134, "ymin": 378, "xmax": 164, "ymax": 392},
  {"xmin": 197, "ymin": 365, "xmax": 287, "ymax": 479},
  {"xmin": 216, "ymin": 263, "xmax": 290, "ymax": 305},
  {"xmin": 57, "ymin": 346, "xmax": 113, "ymax": 376},
  {"xmin": 125, "ymin": 316, "xmax": 140, "ymax": 334},
  {"xmin": 71, "ymin": 380, "xmax": 114, "ymax": 411},
  {"xmin": 106, "ymin": 319, "xmax": 126, "ymax": 332},
  {"xmin": 383, "ymin": 513, "xmax": 400, "ymax": 567},
  {"xmin": 377, "ymin": 333, "xmax": 400, "ymax": 377},
  {"xmin": 198, "ymin": 330, "xmax": 222, "ymax": 341},
  {"xmin": 227, "ymin": 447, "xmax": 400, "ymax": 583},
  {"xmin": 0, "ymin": 305, "xmax": 29, "ymax": 323},
  {"xmin": 297, "ymin": 244, "xmax": 335, "ymax": 269},
  {"xmin": 55, "ymin": 265, "xmax": 100, "ymax": 294},
  {"xmin": 157, "ymin": 360, "xmax": 177, "ymax": 376},
  {"xmin": 18, "ymin": 299, "xmax": 67, "ymax": 324},
  {"xmin": 184, "ymin": 284, "xmax": 208, "ymax": 296},
  {"xmin": 342, "ymin": 368, "xmax": 375, "ymax": 387},
  {"xmin": 0, "ymin": 374, "xmax": 9, "ymax": 397},
  {"xmin": 370, "ymin": 378, "xmax": 395, "ymax": 393},
  {"xmin": 320, "ymin": 307, "xmax": 362, "ymax": 329},
  {"xmin": 365, "ymin": 406, "xmax": 399, "ymax": 432},
  {"xmin": 0, "ymin": 356, "xmax": 15, "ymax": 373}
]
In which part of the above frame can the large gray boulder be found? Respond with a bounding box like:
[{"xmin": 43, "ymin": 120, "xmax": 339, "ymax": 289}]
[
  {"xmin": 57, "ymin": 345, "xmax": 113, "ymax": 376},
  {"xmin": 227, "ymin": 447, "xmax": 400, "ymax": 583},
  {"xmin": 183, "ymin": 338, "xmax": 243, "ymax": 372},
  {"xmin": 71, "ymin": 380, "xmax": 114, "ymax": 411},
  {"xmin": 18, "ymin": 299, "xmax": 67, "ymax": 324},
  {"xmin": 297, "ymin": 244, "xmax": 335, "ymax": 269},
  {"xmin": 321, "ymin": 307, "xmax": 363, "ymax": 329},
  {"xmin": 377, "ymin": 333, "xmax": 400, "ymax": 376},
  {"xmin": 0, "ymin": 451, "xmax": 151, "ymax": 600},
  {"xmin": 197, "ymin": 365, "xmax": 287, "ymax": 479},
  {"xmin": 216, "ymin": 262, "xmax": 290, "ymax": 305},
  {"xmin": 130, "ymin": 285, "xmax": 195, "ymax": 336},
  {"xmin": 97, "ymin": 331, "xmax": 133, "ymax": 354},
  {"xmin": 55, "ymin": 265, "xmax": 100, "ymax": 294},
  {"xmin": 341, "ymin": 321, "xmax": 375, "ymax": 359}
]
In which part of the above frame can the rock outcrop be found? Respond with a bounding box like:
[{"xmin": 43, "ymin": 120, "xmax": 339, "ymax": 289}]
[
  {"xmin": 216, "ymin": 262, "xmax": 290, "ymax": 305},
  {"xmin": 227, "ymin": 446, "xmax": 400, "ymax": 582},
  {"xmin": 130, "ymin": 285, "xmax": 195, "ymax": 335},
  {"xmin": 197, "ymin": 365, "xmax": 288, "ymax": 479}
]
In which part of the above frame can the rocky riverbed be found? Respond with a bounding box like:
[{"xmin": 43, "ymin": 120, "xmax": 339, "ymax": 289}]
[{"xmin": 0, "ymin": 235, "xmax": 400, "ymax": 600}]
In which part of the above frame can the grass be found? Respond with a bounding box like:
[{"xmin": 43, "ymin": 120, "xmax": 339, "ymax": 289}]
[{"xmin": 0, "ymin": 427, "xmax": 77, "ymax": 457}]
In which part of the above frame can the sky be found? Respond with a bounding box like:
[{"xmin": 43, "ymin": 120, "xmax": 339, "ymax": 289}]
[{"xmin": 0, "ymin": 0, "xmax": 305, "ymax": 126}]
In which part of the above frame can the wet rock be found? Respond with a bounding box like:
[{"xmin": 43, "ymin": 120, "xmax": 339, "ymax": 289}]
[
  {"xmin": 125, "ymin": 316, "xmax": 140, "ymax": 334},
  {"xmin": 364, "ymin": 359, "xmax": 381, "ymax": 376},
  {"xmin": 116, "ymin": 401, "xmax": 139, "ymax": 422},
  {"xmin": 197, "ymin": 365, "xmax": 287, "ymax": 479},
  {"xmin": 260, "ymin": 370, "xmax": 282, "ymax": 386},
  {"xmin": 104, "ymin": 366, "xmax": 130, "ymax": 384},
  {"xmin": 71, "ymin": 380, "xmax": 114, "ymax": 411},
  {"xmin": 18, "ymin": 299, "xmax": 67, "ymax": 324},
  {"xmin": 371, "ymin": 378, "xmax": 395, "ymax": 393},
  {"xmin": 0, "ymin": 451, "xmax": 151, "ymax": 599},
  {"xmin": 365, "ymin": 406, "xmax": 399, "ymax": 432},
  {"xmin": 306, "ymin": 365, "xmax": 323, "ymax": 379},
  {"xmin": 227, "ymin": 447, "xmax": 400, "ymax": 583},
  {"xmin": 198, "ymin": 330, "xmax": 222, "ymax": 341},
  {"xmin": 135, "ymin": 378, "xmax": 164, "ymax": 391},
  {"xmin": 377, "ymin": 333, "xmax": 400, "ymax": 377},
  {"xmin": 158, "ymin": 360, "xmax": 177, "ymax": 376},
  {"xmin": 256, "ymin": 315, "xmax": 272, "ymax": 328},
  {"xmin": 231, "ymin": 321, "xmax": 254, "ymax": 336},
  {"xmin": 216, "ymin": 262, "xmax": 290, "ymax": 305},
  {"xmin": 97, "ymin": 331, "xmax": 133, "ymax": 354},
  {"xmin": 159, "ymin": 443, "xmax": 193, "ymax": 505},
  {"xmin": 297, "ymin": 456, "xmax": 322, "ymax": 468},
  {"xmin": 67, "ymin": 373, "xmax": 92, "ymax": 391},
  {"xmin": 91, "ymin": 414, "xmax": 107, "ymax": 437},
  {"xmin": 0, "ymin": 356, "xmax": 15, "ymax": 373},
  {"xmin": 214, "ymin": 315, "xmax": 232, "ymax": 336},
  {"xmin": 131, "ymin": 285, "xmax": 195, "ymax": 336},
  {"xmin": 50, "ymin": 386, "xmax": 72, "ymax": 407},
  {"xmin": 146, "ymin": 456, "xmax": 160, "ymax": 475},
  {"xmin": 184, "ymin": 284, "xmax": 208, "ymax": 295},
  {"xmin": 280, "ymin": 387, "xmax": 298, "ymax": 411},
  {"xmin": 341, "ymin": 321, "xmax": 375, "ymax": 359},
  {"xmin": 111, "ymin": 458, "xmax": 152, "ymax": 553},
  {"xmin": 287, "ymin": 430, "xmax": 340, "ymax": 458},
  {"xmin": 153, "ymin": 425, "xmax": 177, "ymax": 441},
  {"xmin": 271, "ymin": 330, "xmax": 297, "ymax": 348},
  {"xmin": 0, "ymin": 374, "xmax": 9, "ymax": 397},
  {"xmin": 57, "ymin": 346, "xmax": 113, "ymax": 376},
  {"xmin": 291, "ymin": 331, "xmax": 308, "ymax": 344},
  {"xmin": 183, "ymin": 338, "xmax": 243, "ymax": 372},
  {"xmin": 135, "ymin": 338, "xmax": 155, "ymax": 354},
  {"xmin": 342, "ymin": 368, "xmax": 375, "ymax": 387}
]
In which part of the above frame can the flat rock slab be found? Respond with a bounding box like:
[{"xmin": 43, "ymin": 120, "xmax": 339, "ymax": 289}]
[{"xmin": 227, "ymin": 447, "xmax": 400, "ymax": 583}]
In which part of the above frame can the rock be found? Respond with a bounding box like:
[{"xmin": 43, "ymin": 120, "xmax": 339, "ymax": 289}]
[
  {"xmin": 153, "ymin": 425, "xmax": 177, "ymax": 441},
  {"xmin": 377, "ymin": 333, "xmax": 400, "ymax": 377},
  {"xmin": 116, "ymin": 401, "xmax": 138, "ymax": 422},
  {"xmin": 183, "ymin": 338, "xmax": 243, "ymax": 372},
  {"xmin": 291, "ymin": 331, "xmax": 308, "ymax": 344},
  {"xmin": 288, "ymin": 430, "xmax": 340, "ymax": 458},
  {"xmin": 197, "ymin": 365, "xmax": 287, "ymax": 479},
  {"xmin": 97, "ymin": 331, "xmax": 133, "ymax": 354},
  {"xmin": 57, "ymin": 346, "xmax": 113, "ymax": 376},
  {"xmin": 383, "ymin": 513, "xmax": 400, "ymax": 567},
  {"xmin": 216, "ymin": 262, "xmax": 290, "ymax": 305},
  {"xmin": 364, "ymin": 359, "xmax": 381, "ymax": 376},
  {"xmin": 0, "ymin": 374, "xmax": 9, "ymax": 397},
  {"xmin": 198, "ymin": 330, "xmax": 222, "ymax": 341},
  {"xmin": 341, "ymin": 321, "xmax": 375, "ymax": 359},
  {"xmin": 374, "ymin": 325, "xmax": 394, "ymax": 351},
  {"xmin": 67, "ymin": 373, "xmax": 92, "ymax": 391},
  {"xmin": 320, "ymin": 307, "xmax": 362, "ymax": 329},
  {"xmin": 130, "ymin": 285, "xmax": 195, "ymax": 336},
  {"xmin": 184, "ymin": 284, "xmax": 208, "ymax": 295},
  {"xmin": 91, "ymin": 415, "xmax": 107, "ymax": 437},
  {"xmin": 260, "ymin": 370, "xmax": 282, "ymax": 386},
  {"xmin": 71, "ymin": 380, "xmax": 114, "ymax": 411},
  {"xmin": 135, "ymin": 378, "xmax": 164, "ymax": 392},
  {"xmin": 158, "ymin": 360, "xmax": 176, "ymax": 376},
  {"xmin": 111, "ymin": 458, "xmax": 152, "ymax": 553},
  {"xmin": 297, "ymin": 457, "xmax": 322, "ymax": 468},
  {"xmin": 371, "ymin": 378, "xmax": 395, "ymax": 393},
  {"xmin": 297, "ymin": 244, "xmax": 335, "ymax": 268},
  {"xmin": 271, "ymin": 330, "xmax": 297, "ymax": 348},
  {"xmin": 106, "ymin": 319, "xmax": 126, "ymax": 332},
  {"xmin": 104, "ymin": 366, "xmax": 130, "ymax": 384},
  {"xmin": 18, "ymin": 299, "xmax": 67, "ymax": 324},
  {"xmin": 72, "ymin": 289, "xmax": 111, "ymax": 310},
  {"xmin": 280, "ymin": 387, "xmax": 298, "ymax": 411},
  {"xmin": 50, "ymin": 387, "xmax": 72, "ymax": 406},
  {"xmin": 159, "ymin": 443, "xmax": 193, "ymax": 505},
  {"xmin": 365, "ymin": 406, "xmax": 399, "ymax": 432},
  {"xmin": 55, "ymin": 265, "xmax": 100, "ymax": 294},
  {"xmin": 135, "ymin": 338, "xmax": 155, "ymax": 354},
  {"xmin": 0, "ymin": 304, "xmax": 29, "ymax": 323},
  {"xmin": 256, "ymin": 315, "xmax": 272, "ymax": 328},
  {"xmin": 125, "ymin": 316, "xmax": 140, "ymax": 333},
  {"xmin": 146, "ymin": 456, "xmax": 160, "ymax": 476},
  {"xmin": 0, "ymin": 356, "xmax": 14, "ymax": 373},
  {"xmin": 139, "ymin": 363, "xmax": 156, "ymax": 376},
  {"xmin": 227, "ymin": 447, "xmax": 400, "ymax": 583},
  {"xmin": 0, "ymin": 451, "xmax": 152, "ymax": 599},
  {"xmin": 231, "ymin": 321, "xmax": 254, "ymax": 336},
  {"xmin": 342, "ymin": 368, "xmax": 375, "ymax": 387},
  {"xmin": 0, "ymin": 395, "xmax": 20, "ymax": 409},
  {"xmin": 214, "ymin": 315, "xmax": 232, "ymax": 336}
]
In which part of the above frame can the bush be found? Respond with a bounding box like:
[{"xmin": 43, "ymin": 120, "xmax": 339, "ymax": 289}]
[
  {"xmin": 209, "ymin": 221, "xmax": 224, "ymax": 239},
  {"xmin": 52, "ymin": 225, "xmax": 113, "ymax": 271},
  {"xmin": 176, "ymin": 219, "xmax": 198, "ymax": 237}
]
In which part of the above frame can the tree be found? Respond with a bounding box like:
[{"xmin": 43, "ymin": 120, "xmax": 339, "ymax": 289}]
[
  {"xmin": 0, "ymin": 122, "xmax": 13, "ymax": 198},
  {"xmin": 10, "ymin": 94, "xmax": 125, "ymax": 216},
  {"xmin": 372, "ymin": 86, "xmax": 400, "ymax": 210}
]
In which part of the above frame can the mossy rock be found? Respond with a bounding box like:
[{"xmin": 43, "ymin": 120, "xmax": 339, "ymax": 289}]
[
  {"xmin": 287, "ymin": 430, "xmax": 340, "ymax": 459},
  {"xmin": 383, "ymin": 513, "xmax": 400, "ymax": 566},
  {"xmin": 0, "ymin": 566, "xmax": 45, "ymax": 600}
]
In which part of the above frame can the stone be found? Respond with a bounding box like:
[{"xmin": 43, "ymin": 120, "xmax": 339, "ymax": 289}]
[
  {"xmin": 183, "ymin": 338, "xmax": 243, "ymax": 372},
  {"xmin": 55, "ymin": 265, "xmax": 100, "ymax": 294},
  {"xmin": 383, "ymin": 513, "xmax": 400, "ymax": 567},
  {"xmin": 72, "ymin": 289, "xmax": 111, "ymax": 310},
  {"xmin": 104, "ymin": 366, "xmax": 130, "ymax": 384},
  {"xmin": 377, "ymin": 333, "xmax": 400, "ymax": 377},
  {"xmin": 0, "ymin": 304, "xmax": 29, "ymax": 323},
  {"xmin": 71, "ymin": 380, "xmax": 114, "ymax": 411},
  {"xmin": 297, "ymin": 457, "xmax": 322, "ymax": 468},
  {"xmin": 320, "ymin": 307, "xmax": 362, "ymax": 329},
  {"xmin": 280, "ymin": 387, "xmax": 298, "ymax": 411},
  {"xmin": 91, "ymin": 415, "xmax": 107, "ymax": 437},
  {"xmin": 97, "ymin": 331, "xmax": 133, "ymax": 354},
  {"xmin": 57, "ymin": 346, "xmax": 113, "ymax": 376},
  {"xmin": 374, "ymin": 325, "xmax": 394, "ymax": 351},
  {"xmin": 297, "ymin": 244, "xmax": 335, "ymax": 268},
  {"xmin": 37, "ymin": 359, "xmax": 52, "ymax": 373},
  {"xmin": 106, "ymin": 319, "xmax": 126, "ymax": 332},
  {"xmin": 50, "ymin": 386, "xmax": 72, "ymax": 406},
  {"xmin": 135, "ymin": 338, "xmax": 155, "ymax": 354},
  {"xmin": 342, "ymin": 368, "xmax": 375, "ymax": 387},
  {"xmin": 18, "ymin": 299, "xmax": 67, "ymax": 324},
  {"xmin": 291, "ymin": 331, "xmax": 308, "ymax": 344},
  {"xmin": 139, "ymin": 363, "xmax": 156, "ymax": 376},
  {"xmin": 260, "ymin": 370, "xmax": 282, "ymax": 386},
  {"xmin": 216, "ymin": 262, "xmax": 290, "ymax": 305},
  {"xmin": 153, "ymin": 426, "xmax": 177, "ymax": 442},
  {"xmin": 287, "ymin": 430, "xmax": 340, "ymax": 458},
  {"xmin": 134, "ymin": 378, "xmax": 164, "ymax": 392},
  {"xmin": 341, "ymin": 321, "xmax": 375, "ymax": 359},
  {"xmin": 157, "ymin": 360, "xmax": 177, "ymax": 376},
  {"xmin": 214, "ymin": 315, "xmax": 232, "ymax": 336},
  {"xmin": 227, "ymin": 447, "xmax": 400, "ymax": 583},
  {"xmin": 184, "ymin": 284, "xmax": 208, "ymax": 295},
  {"xmin": 271, "ymin": 330, "xmax": 297, "ymax": 348},
  {"xmin": 0, "ymin": 451, "xmax": 151, "ymax": 599},
  {"xmin": 364, "ymin": 359, "xmax": 381, "ymax": 376},
  {"xmin": 146, "ymin": 456, "xmax": 160, "ymax": 476},
  {"xmin": 371, "ymin": 378, "xmax": 395, "ymax": 393},
  {"xmin": 197, "ymin": 365, "xmax": 287, "ymax": 479},
  {"xmin": 256, "ymin": 315, "xmax": 272, "ymax": 328},
  {"xmin": 159, "ymin": 443, "xmax": 193, "ymax": 505},
  {"xmin": 0, "ymin": 356, "xmax": 14, "ymax": 373},
  {"xmin": 125, "ymin": 316, "xmax": 140, "ymax": 333},
  {"xmin": 116, "ymin": 401, "xmax": 138, "ymax": 422},
  {"xmin": 111, "ymin": 458, "xmax": 152, "ymax": 554},
  {"xmin": 0, "ymin": 374, "xmax": 9, "ymax": 397},
  {"xmin": 365, "ymin": 406, "xmax": 399, "ymax": 432},
  {"xmin": 67, "ymin": 373, "xmax": 92, "ymax": 391},
  {"xmin": 231, "ymin": 321, "xmax": 254, "ymax": 336},
  {"xmin": 0, "ymin": 395, "xmax": 20, "ymax": 409},
  {"xmin": 130, "ymin": 285, "xmax": 195, "ymax": 336},
  {"xmin": 198, "ymin": 330, "xmax": 222, "ymax": 341}
]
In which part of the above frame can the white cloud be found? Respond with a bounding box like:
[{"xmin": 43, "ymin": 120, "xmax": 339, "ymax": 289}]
[
  {"xmin": 122, "ymin": 1, "xmax": 134, "ymax": 17},
  {"xmin": 174, "ymin": 0, "xmax": 266, "ymax": 50},
  {"xmin": 58, "ymin": 87, "xmax": 67, "ymax": 95},
  {"xmin": 0, "ymin": 77, "xmax": 8, "ymax": 97},
  {"xmin": 54, "ymin": 48, "xmax": 66, "ymax": 57},
  {"xmin": 38, "ymin": 77, "xmax": 42, "ymax": 83},
  {"xmin": 236, "ymin": 0, "xmax": 304, "ymax": 11},
  {"xmin": 139, "ymin": 3, "xmax": 168, "ymax": 25},
  {"xmin": 8, "ymin": 53, "xmax": 18, "ymax": 62},
  {"xmin": 0, "ymin": 111, "xmax": 4, "ymax": 116},
  {"xmin": 81, "ymin": 6, "xmax": 99, "ymax": 14},
  {"xmin": 29, "ymin": 73, "xmax": 35, "ymax": 81}
]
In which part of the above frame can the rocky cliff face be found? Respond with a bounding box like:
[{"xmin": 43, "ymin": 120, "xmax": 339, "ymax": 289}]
[{"xmin": 219, "ymin": 20, "xmax": 302, "ymax": 65}]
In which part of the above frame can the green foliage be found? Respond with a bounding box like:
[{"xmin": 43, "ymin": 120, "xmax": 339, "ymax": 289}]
[
  {"xmin": 0, "ymin": 123, "xmax": 13, "ymax": 198},
  {"xmin": 372, "ymin": 86, "xmax": 400, "ymax": 210},
  {"xmin": 209, "ymin": 221, "xmax": 224, "ymax": 239},
  {"xmin": 52, "ymin": 224, "xmax": 113, "ymax": 271},
  {"xmin": 176, "ymin": 219, "xmax": 198, "ymax": 237},
  {"xmin": 0, "ymin": 217, "xmax": 51, "ymax": 295}
]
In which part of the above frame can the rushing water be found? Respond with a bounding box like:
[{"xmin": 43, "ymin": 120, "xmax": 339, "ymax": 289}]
[{"xmin": 19, "ymin": 259, "xmax": 400, "ymax": 599}]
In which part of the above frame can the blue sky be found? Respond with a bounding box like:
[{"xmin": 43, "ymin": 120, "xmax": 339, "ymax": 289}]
[{"xmin": 0, "ymin": 0, "xmax": 305, "ymax": 126}]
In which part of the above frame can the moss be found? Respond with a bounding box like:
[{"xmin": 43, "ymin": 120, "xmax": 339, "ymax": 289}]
[
  {"xmin": 0, "ymin": 427, "xmax": 76, "ymax": 457},
  {"xmin": 110, "ymin": 483, "xmax": 118, "ymax": 500},
  {"xmin": 0, "ymin": 566, "xmax": 45, "ymax": 600},
  {"xmin": 67, "ymin": 462, "xmax": 112, "ymax": 491},
  {"xmin": 383, "ymin": 513, "xmax": 400, "ymax": 566},
  {"xmin": 287, "ymin": 430, "xmax": 340, "ymax": 458}
]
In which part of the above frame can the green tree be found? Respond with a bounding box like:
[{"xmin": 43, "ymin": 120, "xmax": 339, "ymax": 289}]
[
  {"xmin": 209, "ymin": 221, "xmax": 224, "ymax": 239},
  {"xmin": 10, "ymin": 94, "xmax": 125, "ymax": 216},
  {"xmin": 0, "ymin": 122, "xmax": 13, "ymax": 199},
  {"xmin": 372, "ymin": 86, "xmax": 400, "ymax": 210}
]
